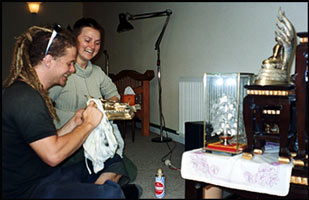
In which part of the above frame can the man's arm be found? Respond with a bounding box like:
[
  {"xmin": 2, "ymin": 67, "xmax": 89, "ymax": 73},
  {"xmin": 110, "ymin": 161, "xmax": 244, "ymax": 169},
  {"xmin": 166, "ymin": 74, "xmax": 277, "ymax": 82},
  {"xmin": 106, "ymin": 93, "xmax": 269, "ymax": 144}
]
[
  {"xmin": 57, "ymin": 108, "xmax": 84, "ymax": 136},
  {"xmin": 30, "ymin": 101, "xmax": 102, "ymax": 167}
]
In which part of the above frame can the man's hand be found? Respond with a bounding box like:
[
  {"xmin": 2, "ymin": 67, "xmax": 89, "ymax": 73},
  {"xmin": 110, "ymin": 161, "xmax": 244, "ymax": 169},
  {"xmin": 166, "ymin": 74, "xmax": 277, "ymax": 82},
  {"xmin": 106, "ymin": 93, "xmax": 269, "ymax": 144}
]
[
  {"xmin": 73, "ymin": 108, "xmax": 84, "ymax": 126},
  {"xmin": 82, "ymin": 101, "xmax": 103, "ymax": 128}
]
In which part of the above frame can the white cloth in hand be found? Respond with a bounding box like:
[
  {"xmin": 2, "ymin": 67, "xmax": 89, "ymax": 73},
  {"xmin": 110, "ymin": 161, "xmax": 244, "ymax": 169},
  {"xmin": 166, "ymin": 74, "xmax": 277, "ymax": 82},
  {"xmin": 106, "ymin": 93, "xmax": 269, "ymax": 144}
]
[{"xmin": 83, "ymin": 98, "xmax": 124, "ymax": 174}]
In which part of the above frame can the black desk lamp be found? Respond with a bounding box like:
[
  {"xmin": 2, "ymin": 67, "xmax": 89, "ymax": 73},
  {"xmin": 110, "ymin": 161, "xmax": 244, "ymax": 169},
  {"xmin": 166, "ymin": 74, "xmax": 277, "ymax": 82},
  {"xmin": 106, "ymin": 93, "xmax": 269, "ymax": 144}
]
[{"xmin": 117, "ymin": 9, "xmax": 172, "ymax": 143}]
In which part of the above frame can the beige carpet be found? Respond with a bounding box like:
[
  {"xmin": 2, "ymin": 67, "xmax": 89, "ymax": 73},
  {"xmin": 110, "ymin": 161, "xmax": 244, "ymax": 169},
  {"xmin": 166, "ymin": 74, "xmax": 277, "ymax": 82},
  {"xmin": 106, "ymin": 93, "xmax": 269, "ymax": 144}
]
[{"xmin": 123, "ymin": 126, "xmax": 185, "ymax": 199}]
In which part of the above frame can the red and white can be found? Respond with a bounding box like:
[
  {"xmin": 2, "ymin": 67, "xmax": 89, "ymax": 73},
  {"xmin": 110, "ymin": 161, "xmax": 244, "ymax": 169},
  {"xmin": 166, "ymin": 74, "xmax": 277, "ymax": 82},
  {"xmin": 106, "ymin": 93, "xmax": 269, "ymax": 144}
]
[{"xmin": 155, "ymin": 168, "xmax": 165, "ymax": 198}]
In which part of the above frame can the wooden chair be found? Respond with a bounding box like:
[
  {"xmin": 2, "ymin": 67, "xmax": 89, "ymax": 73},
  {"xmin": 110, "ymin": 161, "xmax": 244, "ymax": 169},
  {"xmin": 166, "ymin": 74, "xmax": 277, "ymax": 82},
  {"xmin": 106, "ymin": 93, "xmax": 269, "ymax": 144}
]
[{"xmin": 109, "ymin": 70, "xmax": 155, "ymax": 142}]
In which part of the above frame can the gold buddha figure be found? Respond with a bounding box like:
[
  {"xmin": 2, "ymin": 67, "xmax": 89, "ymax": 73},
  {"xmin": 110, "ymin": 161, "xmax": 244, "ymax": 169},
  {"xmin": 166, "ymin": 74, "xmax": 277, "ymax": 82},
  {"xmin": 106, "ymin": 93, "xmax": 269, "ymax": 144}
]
[{"xmin": 254, "ymin": 8, "xmax": 296, "ymax": 86}]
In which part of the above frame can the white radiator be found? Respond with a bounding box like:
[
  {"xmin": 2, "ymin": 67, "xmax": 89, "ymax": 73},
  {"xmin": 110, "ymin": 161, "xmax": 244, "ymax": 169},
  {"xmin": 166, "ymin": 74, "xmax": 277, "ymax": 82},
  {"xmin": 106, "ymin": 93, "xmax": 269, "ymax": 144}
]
[{"xmin": 178, "ymin": 77, "xmax": 204, "ymax": 136}]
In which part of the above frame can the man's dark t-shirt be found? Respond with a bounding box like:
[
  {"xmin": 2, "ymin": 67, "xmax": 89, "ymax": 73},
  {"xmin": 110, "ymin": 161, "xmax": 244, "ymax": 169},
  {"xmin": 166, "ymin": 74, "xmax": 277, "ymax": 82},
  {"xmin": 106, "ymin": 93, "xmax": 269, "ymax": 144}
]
[{"xmin": 2, "ymin": 81, "xmax": 57, "ymax": 198}]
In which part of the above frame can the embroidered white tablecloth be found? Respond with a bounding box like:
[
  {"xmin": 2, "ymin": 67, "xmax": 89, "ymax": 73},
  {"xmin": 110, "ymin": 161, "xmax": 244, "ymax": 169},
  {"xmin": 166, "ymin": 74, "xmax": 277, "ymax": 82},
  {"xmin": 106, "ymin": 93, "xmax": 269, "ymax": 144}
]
[{"xmin": 181, "ymin": 148, "xmax": 293, "ymax": 196}]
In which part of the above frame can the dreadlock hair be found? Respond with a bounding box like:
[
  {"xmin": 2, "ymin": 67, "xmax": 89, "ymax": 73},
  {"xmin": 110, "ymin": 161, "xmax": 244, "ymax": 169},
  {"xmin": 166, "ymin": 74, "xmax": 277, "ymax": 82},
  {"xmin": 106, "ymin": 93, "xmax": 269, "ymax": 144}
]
[{"xmin": 2, "ymin": 25, "xmax": 77, "ymax": 122}]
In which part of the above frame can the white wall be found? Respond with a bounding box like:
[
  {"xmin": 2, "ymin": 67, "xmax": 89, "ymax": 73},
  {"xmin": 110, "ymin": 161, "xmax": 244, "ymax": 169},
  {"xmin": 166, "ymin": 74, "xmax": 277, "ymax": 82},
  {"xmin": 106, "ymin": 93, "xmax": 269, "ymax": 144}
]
[{"xmin": 84, "ymin": 2, "xmax": 308, "ymax": 136}]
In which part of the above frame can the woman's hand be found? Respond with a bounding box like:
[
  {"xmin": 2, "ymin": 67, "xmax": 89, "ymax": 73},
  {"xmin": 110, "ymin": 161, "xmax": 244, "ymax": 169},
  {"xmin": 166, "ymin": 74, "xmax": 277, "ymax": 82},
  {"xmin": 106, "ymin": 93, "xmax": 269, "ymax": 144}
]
[{"xmin": 108, "ymin": 96, "xmax": 120, "ymax": 102}]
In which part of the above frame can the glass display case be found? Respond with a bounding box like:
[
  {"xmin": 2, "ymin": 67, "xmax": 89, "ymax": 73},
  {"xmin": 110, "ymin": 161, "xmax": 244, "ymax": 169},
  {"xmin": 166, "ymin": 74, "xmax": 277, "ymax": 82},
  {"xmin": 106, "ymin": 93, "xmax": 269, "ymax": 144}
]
[{"xmin": 202, "ymin": 72, "xmax": 255, "ymax": 154}]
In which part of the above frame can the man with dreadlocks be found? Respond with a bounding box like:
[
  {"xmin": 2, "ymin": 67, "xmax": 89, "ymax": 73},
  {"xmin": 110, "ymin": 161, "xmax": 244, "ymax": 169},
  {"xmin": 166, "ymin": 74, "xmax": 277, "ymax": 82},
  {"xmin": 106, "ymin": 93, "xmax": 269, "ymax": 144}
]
[{"xmin": 2, "ymin": 25, "xmax": 125, "ymax": 199}]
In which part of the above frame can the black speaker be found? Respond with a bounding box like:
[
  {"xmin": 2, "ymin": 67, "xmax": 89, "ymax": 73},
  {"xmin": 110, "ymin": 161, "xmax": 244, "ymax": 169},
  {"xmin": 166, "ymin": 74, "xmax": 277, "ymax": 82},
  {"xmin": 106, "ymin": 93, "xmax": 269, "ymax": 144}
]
[{"xmin": 185, "ymin": 121, "xmax": 218, "ymax": 151}]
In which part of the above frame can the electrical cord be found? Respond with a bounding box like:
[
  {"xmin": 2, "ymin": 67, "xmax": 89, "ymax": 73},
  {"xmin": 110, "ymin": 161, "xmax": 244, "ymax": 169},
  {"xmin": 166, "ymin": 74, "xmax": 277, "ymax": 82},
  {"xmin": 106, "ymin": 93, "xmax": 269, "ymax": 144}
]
[
  {"xmin": 164, "ymin": 159, "xmax": 181, "ymax": 171},
  {"xmin": 159, "ymin": 112, "xmax": 181, "ymax": 171}
]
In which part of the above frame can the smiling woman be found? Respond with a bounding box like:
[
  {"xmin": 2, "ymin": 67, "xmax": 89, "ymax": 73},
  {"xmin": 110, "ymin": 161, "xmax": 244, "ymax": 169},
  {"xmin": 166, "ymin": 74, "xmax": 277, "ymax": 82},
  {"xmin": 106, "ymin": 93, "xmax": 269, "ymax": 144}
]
[{"xmin": 76, "ymin": 26, "xmax": 101, "ymax": 65}]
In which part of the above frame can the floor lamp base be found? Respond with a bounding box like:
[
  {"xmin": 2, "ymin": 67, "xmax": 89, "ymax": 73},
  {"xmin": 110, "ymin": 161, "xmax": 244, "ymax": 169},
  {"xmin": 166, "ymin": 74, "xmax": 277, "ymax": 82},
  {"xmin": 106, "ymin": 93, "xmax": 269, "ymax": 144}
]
[{"xmin": 151, "ymin": 136, "xmax": 172, "ymax": 143}]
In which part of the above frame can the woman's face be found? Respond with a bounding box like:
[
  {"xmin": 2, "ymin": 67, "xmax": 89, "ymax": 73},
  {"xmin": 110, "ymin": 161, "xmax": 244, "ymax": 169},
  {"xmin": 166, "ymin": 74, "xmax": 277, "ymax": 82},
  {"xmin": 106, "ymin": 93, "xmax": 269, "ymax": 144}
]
[{"xmin": 76, "ymin": 27, "xmax": 101, "ymax": 63}]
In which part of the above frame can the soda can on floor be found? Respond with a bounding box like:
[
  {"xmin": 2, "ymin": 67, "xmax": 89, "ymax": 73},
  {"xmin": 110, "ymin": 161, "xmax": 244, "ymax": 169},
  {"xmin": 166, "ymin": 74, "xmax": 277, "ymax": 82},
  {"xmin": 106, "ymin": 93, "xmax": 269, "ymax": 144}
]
[{"xmin": 155, "ymin": 168, "xmax": 165, "ymax": 198}]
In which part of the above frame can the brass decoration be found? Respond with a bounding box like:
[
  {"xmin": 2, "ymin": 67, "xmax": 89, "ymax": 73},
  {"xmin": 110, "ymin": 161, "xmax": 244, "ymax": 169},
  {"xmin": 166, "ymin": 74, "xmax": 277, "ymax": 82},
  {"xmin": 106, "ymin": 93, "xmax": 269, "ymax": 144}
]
[
  {"xmin": 265, "ymin": 123, "xmax": 280, "ymax": 134},
  {"xmin": 102, "ymin": 101, "xmax": 135, "ymax": 120},
  {"xmin": 254, "ymin": 8, "xmax": 296, "ymax": 86},
  {"xmin": 292, "ymin": 159, "xmax": 305, "ymax": 167},
  {"xmin": 299, "ymin": 36, "xmax": 308, "ymax": 43},
  {"xmin": 290, "ymin": 152, "xmax": 297, "ymax": 157},
  {"xmin": 290, "ymin": 176, "xmax": 308, "ymax": 186},
  {"xmin": 85, "ymin": 95, "xmax": 136, "ymax": 120},
  {"xmin": 253, "ymin": 149, "xmax": 264, "ymax": 155},
  {"xmin": 247, "ymin": 89, "xmax": 293, "ymax": 96},
  {"xmin": 278, "ymin": 156, "xmax": 290, "ymax": 164},
  {"xmin": 263, "ymin": 110, "xmax": 280, "ymax": 115},
  {"xmin": 242, "ymin": 152, "xmax": 253, "ymax": 160}
]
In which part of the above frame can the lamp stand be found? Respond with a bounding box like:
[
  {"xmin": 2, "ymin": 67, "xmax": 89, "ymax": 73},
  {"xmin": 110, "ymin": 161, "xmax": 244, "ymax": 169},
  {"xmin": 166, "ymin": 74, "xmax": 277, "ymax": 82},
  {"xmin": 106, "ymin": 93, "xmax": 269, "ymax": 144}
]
[
  {"xmin": 151, "ymin": 14, "xmax": 172, "ymax": 143},
  {"xmin": 151, "ymin": 47, "xmax": 172, "ymax": 143}
]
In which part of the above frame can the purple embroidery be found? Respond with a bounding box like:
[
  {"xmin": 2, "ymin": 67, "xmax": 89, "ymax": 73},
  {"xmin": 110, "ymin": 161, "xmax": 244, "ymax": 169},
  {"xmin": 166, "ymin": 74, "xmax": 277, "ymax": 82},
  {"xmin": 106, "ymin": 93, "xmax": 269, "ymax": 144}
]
[
  {"xmin": 190, "ymin": 154, "xmax": 220, "ymax": 177},
  {"xmin": 243, "ymin": 164, "xmax": 279, "ymax": 187},
  {"xmin": 270, "ymin": 161, "xmax": 280, "ymax": 166}
]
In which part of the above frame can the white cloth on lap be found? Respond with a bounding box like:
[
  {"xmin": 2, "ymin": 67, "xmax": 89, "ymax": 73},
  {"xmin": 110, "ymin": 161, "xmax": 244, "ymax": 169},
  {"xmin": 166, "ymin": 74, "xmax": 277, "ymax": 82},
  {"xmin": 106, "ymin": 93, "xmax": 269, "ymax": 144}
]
[{"xmin": 83, "ymin": 98, "xmax": 124, "ymax": 174}]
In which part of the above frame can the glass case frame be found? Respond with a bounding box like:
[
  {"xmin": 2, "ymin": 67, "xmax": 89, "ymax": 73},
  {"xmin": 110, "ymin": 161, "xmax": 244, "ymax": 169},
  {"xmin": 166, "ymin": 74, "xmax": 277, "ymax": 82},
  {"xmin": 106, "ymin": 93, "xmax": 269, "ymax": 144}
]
[{"xmin": 202, "ymin": 72, "xmax": 255, "ymax": 154}]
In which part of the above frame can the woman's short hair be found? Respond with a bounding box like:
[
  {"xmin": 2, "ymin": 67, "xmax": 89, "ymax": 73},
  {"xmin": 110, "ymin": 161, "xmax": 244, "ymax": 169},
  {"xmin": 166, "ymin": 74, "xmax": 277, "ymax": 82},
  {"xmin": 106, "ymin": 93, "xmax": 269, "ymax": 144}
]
[{"xmin": 73, "ymin": 18, "xmax": 104, "ymax": 38}]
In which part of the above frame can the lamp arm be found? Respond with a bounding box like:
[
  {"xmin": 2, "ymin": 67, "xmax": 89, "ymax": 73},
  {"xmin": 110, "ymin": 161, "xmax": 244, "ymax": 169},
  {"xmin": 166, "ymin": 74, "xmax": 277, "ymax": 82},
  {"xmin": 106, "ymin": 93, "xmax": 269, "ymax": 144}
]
[
  {"xmin": 128, "ymin": 9, "xmax": 172, "ymax": 20},
  {"xmin": 155, "ymin": 15, "xmax": 170, "ymax": 50},
  {"xmin": 125, "ymin": 9, "xmax": 172, "ymax": 50}
]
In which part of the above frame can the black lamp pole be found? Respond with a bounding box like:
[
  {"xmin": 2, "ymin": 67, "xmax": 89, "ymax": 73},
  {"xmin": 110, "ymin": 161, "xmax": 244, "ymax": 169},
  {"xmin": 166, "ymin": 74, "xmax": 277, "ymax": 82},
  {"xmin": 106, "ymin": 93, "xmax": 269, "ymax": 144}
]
[
  {"xmin": 117, "ymin": 9, "xmax": 172, "ymax": 142},
  {"xmin": 153, "ymin": 12, "xmax": 172, "ymax": 143}
]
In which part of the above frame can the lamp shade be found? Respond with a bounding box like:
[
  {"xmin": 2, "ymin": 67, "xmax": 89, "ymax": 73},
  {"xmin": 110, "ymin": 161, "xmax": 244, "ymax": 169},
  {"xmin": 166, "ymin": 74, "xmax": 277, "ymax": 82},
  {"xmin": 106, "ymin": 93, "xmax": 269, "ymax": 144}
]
[
  {"xmin": 27, "ymin": 2, "xmax": 41, "ymax": 14},
  {"xmin": 117, "ymin": 13, "xmax": 134, "ymax": 32}
]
